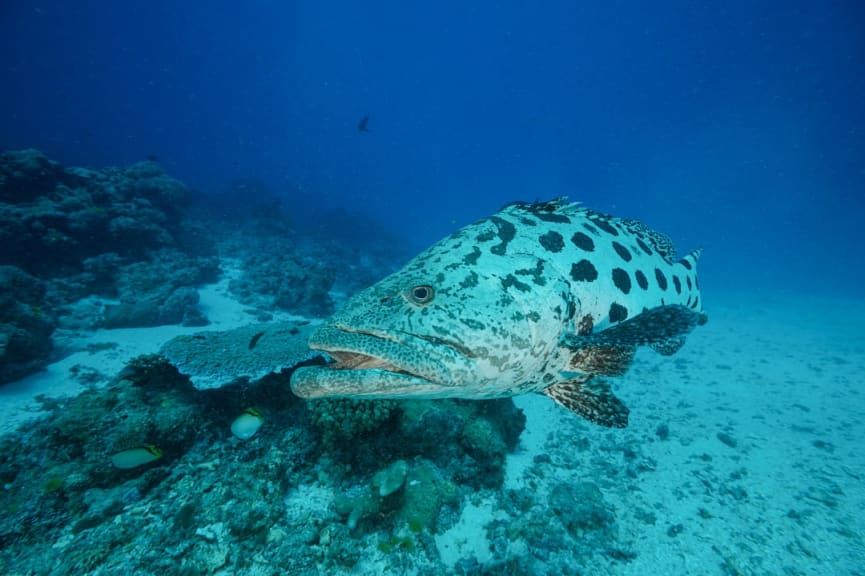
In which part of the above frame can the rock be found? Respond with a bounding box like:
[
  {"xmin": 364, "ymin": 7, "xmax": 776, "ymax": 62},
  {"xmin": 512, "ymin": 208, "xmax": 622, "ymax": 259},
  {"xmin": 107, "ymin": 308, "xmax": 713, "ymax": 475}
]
[
  {"xmin": 549, "ymin": 481, "xmax": 614, "ymax": 535},
  {"xmin": 717, "ymin": 431, "xmax": 738, "ymax": 448},
  {"xmin": 0, "ymin": 266, "xmax": 56, "ymax": 384},
  {"xmin": 0, "ymin": 150, "xmax": 208, "ymax": 277}
]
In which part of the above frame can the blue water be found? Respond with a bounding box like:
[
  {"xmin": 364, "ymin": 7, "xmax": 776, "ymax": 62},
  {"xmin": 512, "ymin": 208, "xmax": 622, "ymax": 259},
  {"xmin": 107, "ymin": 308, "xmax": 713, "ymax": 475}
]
[{"xmin": 2, "ymin": 1, "xmax": 863, "ymax": 297}]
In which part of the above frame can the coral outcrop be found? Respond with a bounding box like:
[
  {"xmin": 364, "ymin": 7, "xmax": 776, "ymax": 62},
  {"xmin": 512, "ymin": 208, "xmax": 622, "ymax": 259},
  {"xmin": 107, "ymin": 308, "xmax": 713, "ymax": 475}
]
[
  {"xmin": 0, "ymin": 149, "xmax": 203, "ymax": 275},
  {"xmin": 0, "ymin": 265, "xmax": 56, "ymax": 383},
  {"xmin": 0, "ymin": 150, "xmax": 218, "ymax": 332}
]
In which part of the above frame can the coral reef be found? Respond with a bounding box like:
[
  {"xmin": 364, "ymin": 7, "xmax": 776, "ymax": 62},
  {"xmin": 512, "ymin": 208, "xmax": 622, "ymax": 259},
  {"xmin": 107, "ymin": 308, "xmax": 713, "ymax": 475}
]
[
  {"xmin": 0, "ymin": 349, "xmax": 527, "ymax": 575},
  {"xmin": 228, "ymin": 236, "xmax": 337, "ymax": 316},
  {"xmin": 98, "ymin": 250, "xmax": 220, "ymax": 328},
  {"xmin": 0, "ymin": 150, "xmax": 218, "ymax": 331},
  {"xmin": 0, "ymin": 265, "xmax": 56, "ymax": 384},
  {"xmin": 0, "ymin": 149, "xmax": 204, "ymax": 276}
]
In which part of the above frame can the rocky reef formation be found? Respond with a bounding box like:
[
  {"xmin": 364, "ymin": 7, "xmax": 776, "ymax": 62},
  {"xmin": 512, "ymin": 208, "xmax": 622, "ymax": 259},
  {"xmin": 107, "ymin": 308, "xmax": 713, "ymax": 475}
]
[
  {"xmin": 0, "ymin": 266, "xmax": 56, "ymax": 383},
  {"xmin": 0, "ymin": 150, "xmax": 220, "ymax": 381},
  {"xmin": 227, "ymin": 236, "xmax": 338, "ymax": 317},
  {"xmin": 0, "ymin": 354, "xmax": 526, "ymax": 575},
  {"xmin": 0, "ymin": 149, "xmax": 207, "ymax": 275}
]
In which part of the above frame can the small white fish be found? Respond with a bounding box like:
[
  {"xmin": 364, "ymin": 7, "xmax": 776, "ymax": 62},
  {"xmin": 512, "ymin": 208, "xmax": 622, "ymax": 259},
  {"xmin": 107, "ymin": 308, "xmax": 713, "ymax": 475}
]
[
  {"xmin": 111, "ymin": 445, "xmax": 163, "ymax": 469},
  {"xmin": 231, "ymin": 407, "xmax": 264, "ymax": 440}
]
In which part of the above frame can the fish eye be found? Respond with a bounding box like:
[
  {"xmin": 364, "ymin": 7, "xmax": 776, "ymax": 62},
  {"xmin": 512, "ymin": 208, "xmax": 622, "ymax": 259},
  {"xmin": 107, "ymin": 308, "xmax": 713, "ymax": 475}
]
[{"xmin": 406, "ymin": 285, "xmax": 435, "ymax": 305}]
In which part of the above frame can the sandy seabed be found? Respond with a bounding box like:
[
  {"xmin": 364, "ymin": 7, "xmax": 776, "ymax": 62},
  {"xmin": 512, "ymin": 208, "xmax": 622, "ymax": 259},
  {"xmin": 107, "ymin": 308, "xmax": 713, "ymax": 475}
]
[{"xmin": 493, "ymin": 293, "xmax": 865, "ymax": 575}]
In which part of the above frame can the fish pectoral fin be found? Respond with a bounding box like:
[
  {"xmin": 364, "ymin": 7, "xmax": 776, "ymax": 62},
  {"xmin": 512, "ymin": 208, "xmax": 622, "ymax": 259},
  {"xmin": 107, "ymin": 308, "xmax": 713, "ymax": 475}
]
[
  {"xmin": 650, "ymin": 336, "xmax": 686, "ymax": 356},
  {"xmin": 566, "ymin": 345, "xmax": 635, "ymax": 376},
  {"xmin": 542, "ymin": 377, "xmax": 629, "ymax": 428},
  {"xmin": 564, "ymin": 304, "xmax": 707, "ymax": 352}
]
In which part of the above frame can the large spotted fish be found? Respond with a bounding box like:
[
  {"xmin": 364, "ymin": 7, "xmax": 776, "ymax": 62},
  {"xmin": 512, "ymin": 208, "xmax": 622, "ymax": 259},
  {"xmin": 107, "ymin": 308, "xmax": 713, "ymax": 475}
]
[{"xmin": 290, "ymin": 199, "xmax": 707, "ymax": 428}]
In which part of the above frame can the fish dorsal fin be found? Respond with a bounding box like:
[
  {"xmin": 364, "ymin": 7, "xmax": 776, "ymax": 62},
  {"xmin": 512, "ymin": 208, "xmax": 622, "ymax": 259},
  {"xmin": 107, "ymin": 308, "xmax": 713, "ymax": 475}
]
[
  {"xmin": 621, "ymin": 219, "xmax": 677, "ymax": 262},
  {"xmin": 563, "ymin": 304, "xmax": 707, "ymax": 351},
  {"xmin": 678, "ymin": 247, "xmax": 702, "ymax": 269},
  {"xmin": 542, "ymin": 377, "xmax": 629, "ymax": 428}
]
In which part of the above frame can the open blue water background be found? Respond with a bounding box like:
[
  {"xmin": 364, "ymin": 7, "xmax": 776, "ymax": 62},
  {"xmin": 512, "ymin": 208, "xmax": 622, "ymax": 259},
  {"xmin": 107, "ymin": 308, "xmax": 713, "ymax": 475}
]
[{"xmin": 2, "ymin": 1, "xmax": 863, "ymax": 297}]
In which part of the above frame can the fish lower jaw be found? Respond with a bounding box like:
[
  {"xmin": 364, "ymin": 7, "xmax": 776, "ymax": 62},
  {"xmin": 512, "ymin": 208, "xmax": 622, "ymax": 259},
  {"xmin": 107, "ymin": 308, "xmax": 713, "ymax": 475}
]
[{"xmin": 289, "ymin": 364, "xmax": 455, "ymax": 400}]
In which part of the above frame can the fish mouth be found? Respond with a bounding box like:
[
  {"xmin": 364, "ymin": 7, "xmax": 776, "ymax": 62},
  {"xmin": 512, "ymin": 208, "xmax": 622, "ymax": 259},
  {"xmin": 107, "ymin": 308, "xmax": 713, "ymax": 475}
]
[{"xmin": 290, "ymin": 325, "xmax": 459, "ymax": 399}]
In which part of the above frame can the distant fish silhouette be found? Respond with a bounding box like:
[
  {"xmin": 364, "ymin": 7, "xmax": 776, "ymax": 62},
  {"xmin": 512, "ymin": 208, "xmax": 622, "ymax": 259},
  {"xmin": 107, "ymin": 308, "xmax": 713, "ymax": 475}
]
[
  {"xmin": 146, "ymin": 154, "xmax": 159, "ymax": 162},
  {"xmin": 358, "ymin": 115, "xmax": 370, "ymax": 133}
]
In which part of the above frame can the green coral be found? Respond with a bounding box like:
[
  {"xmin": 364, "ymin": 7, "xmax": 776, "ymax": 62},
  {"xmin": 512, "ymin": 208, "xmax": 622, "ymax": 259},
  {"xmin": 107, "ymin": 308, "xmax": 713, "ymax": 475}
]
[
  {"xmin": 397, "ymin": 460, "xmax": 457, "ymax": 533},
  {"xmin": 307, "ymin": 398, "xmax": 397, "ymax": 448}
]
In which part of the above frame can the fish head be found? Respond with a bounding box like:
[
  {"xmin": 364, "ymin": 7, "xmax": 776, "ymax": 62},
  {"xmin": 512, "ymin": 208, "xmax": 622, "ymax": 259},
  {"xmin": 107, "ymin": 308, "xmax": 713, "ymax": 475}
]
[{"xmin": 290, "ymin": 227, "xmax": 573, "ymax": 400}]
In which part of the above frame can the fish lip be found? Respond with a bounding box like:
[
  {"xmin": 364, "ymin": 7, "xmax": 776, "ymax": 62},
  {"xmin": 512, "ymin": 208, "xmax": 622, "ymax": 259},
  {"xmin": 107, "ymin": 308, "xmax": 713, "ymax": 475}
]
[
  {"xmin": 290, "ymin": 324, "xmax": 457, "ymax": 398},
  {"xmin": 310, "ymin": 324, "xmax": 430, "ymax": 380}
]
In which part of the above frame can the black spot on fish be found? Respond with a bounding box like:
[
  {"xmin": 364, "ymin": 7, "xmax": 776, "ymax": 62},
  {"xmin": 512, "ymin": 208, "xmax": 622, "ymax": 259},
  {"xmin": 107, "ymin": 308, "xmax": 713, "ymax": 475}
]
[
  {"xmin": 462, "ymin": 318, "xmax": 487, "ymax": 330},
  {"xmin": 577, "ymin": 314, "xmax": 594, "ymax": 335},
  {"xmin": 636, "ymin": 238, "xmax": 653, "ymax": 256},
  {"xmin": 673, "ymin": 275, "xmax": 682, "ymax": 294},
  {"xmin": 489, "ymin": 216, "xmax": 516, "ymax": 255},
  {"xmin": 567, "ymin": 300, "xmax": 576, "ymax": 321},
  {"xmin": 635, "ymin": 270, "xmax": 649, "ymax": 290},
  {"xmin": 583, "ymin": 223, "xmax": 599, "ymax": 235},
  {"xmin": 612, "ymin": 241, "xmax": 632, "ymax": 262},
  {"xmin": 516, "ymin": 259, "xmax": 546, "ymax": 286},
  {"xmin": 612, "ymin": 268, "xmax": 631, "ymax": 294},
  {"xmin": 502, "ymin": 274, "xmax": 531, "ymax": 292},
  {"xmin": 539, "ymin": 231, "xmax": 565, "ymax": 253},
  {"xmin": 571, "ymin": 232, "xmax": 595, "ymax": 252},
  {"xmin": 594, "ymin": 219, "xmax": 619, "ymax": 236},
  {"xmin": 459, "ymin": 271, "xmax": 479, "ymax": 289},
  {"xmin": 655, "ymin": 268, "xmax": 668, "ymax": 290},
  {"xmin": 248, "ymin": 332, "xmax": 265, "ymax": 350},
  {"xmin": 571, "ymin": 260, "xmax": 598, "ymax": 282},
  {"xmin": 477, "ymin": 230, "xmax": 495, "ymax": 242},
  {"xmin": 691, "ymin": 296, "xmax": 699, "ymax": 309},
  {"xmin": 680, "ymin": 257, "xmax": 693, "ymax": 270},
  {"xmin": 609, "ymin": 303, "xmax": 628, "ymax": 323},
  {"xmin": 686, "ymin": 276, "xmax": 692, "ymax": 291},
  {"xmin": 527, "ymin": 311, "xmax": 541, "ymax": 322},
  {"xmin": 464, "ymin": 246, "xmax": 481, "ymax": 266}
]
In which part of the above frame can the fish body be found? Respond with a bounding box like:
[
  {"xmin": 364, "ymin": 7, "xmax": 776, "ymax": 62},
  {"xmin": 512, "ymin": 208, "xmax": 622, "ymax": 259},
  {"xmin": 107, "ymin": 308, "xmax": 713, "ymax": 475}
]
[
  {"xmin": 291, "ymin": 199, "xmax": 707, "ymax": 427},
  {"xmin": 110, "ymin": 445, "xmax": 163, "ymax": 469},
  {"xmin": 231, "ymin": 407, "xmax": 265, "ymax": 440}
]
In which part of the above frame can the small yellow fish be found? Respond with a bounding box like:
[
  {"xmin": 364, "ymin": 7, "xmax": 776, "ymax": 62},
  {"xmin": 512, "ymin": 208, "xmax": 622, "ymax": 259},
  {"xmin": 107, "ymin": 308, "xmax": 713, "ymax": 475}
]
[
  {"xmin": 231, "ymin": 407, "xmax": 264, "ymax": 440},
  {"xmin": 111, "ymin": 445, "xmax": 163, "ymax": 469}
]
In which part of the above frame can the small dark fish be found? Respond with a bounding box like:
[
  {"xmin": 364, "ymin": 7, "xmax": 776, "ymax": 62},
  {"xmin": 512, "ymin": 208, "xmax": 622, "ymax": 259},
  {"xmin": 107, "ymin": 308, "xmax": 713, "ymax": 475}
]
[
  {"xmin": 248, "ymin": 332, "xmax": 265, "ymax": 350},
  {"xmin": 358, "ymin": 115, "xmax": 370, "ymax": 133},
  {"xmin": 146, "ymin": 154, "xmax": 160, "ymax": 162}
]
